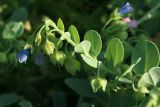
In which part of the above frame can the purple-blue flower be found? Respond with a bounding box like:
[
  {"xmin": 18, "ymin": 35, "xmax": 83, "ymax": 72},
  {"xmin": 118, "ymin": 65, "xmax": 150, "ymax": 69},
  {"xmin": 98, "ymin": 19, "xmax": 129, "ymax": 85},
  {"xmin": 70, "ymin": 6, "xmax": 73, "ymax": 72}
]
[
  {"xmin": 35, "ymin": 52, "xmax": 43, "ymax": 65},
  {"xmin": 16, "ymin": 49, "xmax": 29, "ymax": 63},
  {"xmin": 119, "ymin": 2, "xmax": 133, "ymax": 15}
]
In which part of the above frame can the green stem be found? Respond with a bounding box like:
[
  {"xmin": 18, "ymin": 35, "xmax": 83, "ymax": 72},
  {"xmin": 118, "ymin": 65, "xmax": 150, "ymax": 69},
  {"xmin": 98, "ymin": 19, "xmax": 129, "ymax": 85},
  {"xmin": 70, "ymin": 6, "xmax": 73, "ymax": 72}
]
[
  {"xmin": 76, "ymin": 96, "xmax": 83, "ymax": 107},
  {"xmin": 138, "ymin": 2, "xmax": 160, "ymax": 24},
  {"xmin": 100, "ymin": 64, "xmax": 120, "ymax": 76},
  {"xmin": 52, "ymin": 29, "xmax": 64, "ymax": 35},
  {"xmin": 102, "ymin": 17, "xmax": 121, "ymax": 31},
  {"xmin": 5, "ymin": 41, "xmax": 12, "ymax": 54},
  {"xmin": 67, "ymin": 39, "xmax": 76, "ymax": 47},
  {"xmin": 97, "ymin": 61, "xmax": 101, "ymax": 77}
]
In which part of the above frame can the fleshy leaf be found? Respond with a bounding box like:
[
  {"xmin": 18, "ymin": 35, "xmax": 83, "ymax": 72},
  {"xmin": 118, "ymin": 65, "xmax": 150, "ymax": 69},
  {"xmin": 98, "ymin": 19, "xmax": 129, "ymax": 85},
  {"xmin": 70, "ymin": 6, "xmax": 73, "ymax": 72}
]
[
  {"xmin": 84, "ymin": 30, "xmax": 102, "ymax": 57},
  {"xmin": 68, "ymin": 25, "xmax": 80, "ymax": 44},
  {"xmin": 132, "ymin": 40, "xmax": 159, "ymax": 74},
  {"xmin": 105, "ymin": 38, "xmax": 124, "ymax": 67}
]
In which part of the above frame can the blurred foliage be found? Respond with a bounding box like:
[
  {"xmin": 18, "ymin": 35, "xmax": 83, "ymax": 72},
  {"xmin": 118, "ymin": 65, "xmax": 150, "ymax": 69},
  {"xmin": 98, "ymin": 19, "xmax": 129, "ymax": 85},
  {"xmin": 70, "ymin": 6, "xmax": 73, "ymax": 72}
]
[{"xmin": 0, "ymin": 0, "xmax": 160, "ymax": 107}]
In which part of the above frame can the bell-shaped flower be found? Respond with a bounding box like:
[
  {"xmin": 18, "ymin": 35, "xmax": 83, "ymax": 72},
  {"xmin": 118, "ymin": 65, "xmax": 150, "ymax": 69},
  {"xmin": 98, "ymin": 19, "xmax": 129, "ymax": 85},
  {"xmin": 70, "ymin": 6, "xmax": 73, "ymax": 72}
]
[
  {"xmin": 35, "ymin": 52, "xmax": 43, "ymax": 65},
  {"xmin": 16, "ymin": 49, "xmax": 29, "ymax": 63},
  {"xmin": 119, "ymin": 2, "xmax": 133, "ymax": 15}
]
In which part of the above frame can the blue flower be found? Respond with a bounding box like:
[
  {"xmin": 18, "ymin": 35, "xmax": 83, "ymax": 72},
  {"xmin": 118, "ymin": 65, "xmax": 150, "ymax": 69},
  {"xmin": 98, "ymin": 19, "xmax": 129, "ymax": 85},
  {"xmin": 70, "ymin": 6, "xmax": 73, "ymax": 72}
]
[
  {"xmin": 119, "ymin": 2, "xmax": 133, "ymax": 15},
  {"xmin": 16, "ymin": 49, "xmax": 29, "ymax": 63},
  {"xmin": 35, "ymin": 52, "xmax": 43, "ymax": 65}
]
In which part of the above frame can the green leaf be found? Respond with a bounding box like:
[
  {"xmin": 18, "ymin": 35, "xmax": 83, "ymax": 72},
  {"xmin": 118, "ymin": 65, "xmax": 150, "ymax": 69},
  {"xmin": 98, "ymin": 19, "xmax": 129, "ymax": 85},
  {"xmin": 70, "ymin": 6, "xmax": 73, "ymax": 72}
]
[
  {"xmin": 8, "ymin": 53, "xmax": 17, "ymax": 66},
  {"xmin": 3, "ymin": 21, "xmax": 24, "ymax": 39},
  {"xmin": 81, "ymin": 54, "xmax": 98, "ymax": 68},
  {"xmin": 16, "ymin": 40, "xmax": 26, "ymax": 50},
  {"xmin": 19, "ymin": 100, "xmax": 32, "ymax": 107},
  {"xmin": 138, "ymin": 67, "xmax": 160, "ymax": 88},
  {"xmin": 10, "ymin": 7, "xmax": 28, "ymax": 21},
  {"xmin": 60, "ymin": 32, "xmax": 71, "ymax": 41},
  {"xmin": 132, "ymin": 40, "xmax": 159, "ymax": 74},
  {"xmin": 123, "ymin": 41, "xmax": 133, "ymax": 59},
  {"xmin": 68, "ymin": 25, "xmax": 80, "ymax": 44},
  {"xmin": 74, "ymin": 41, "xmax": 91, "ymax": 54},
  {"xmin": 115, "ymin": 31, "xmax": 128, "ymax": 40},
  {"xmin": 0, "ymin": 52, "xmax": 7, "ymax": 63},
  {"xmin": 118, "ymin": 58, "xmax": 141, "ymax": 79},
  {"xmin": 105, "ymin": 38, "xmax": 124, "ymax": 67},
  {"xmin": 65, "ymin": 78, "xmax": 94, "ymax": 97},
  {"xmin": 84, "ymin": 30, "xmax": 102, "ymax": 57},
  {"xmin": 57, "ymin": 18, "xmax": 65, "ymax": 31},
  {"xmin": 65, "ymin": 58, "xmax": 80, "ymax": 76},
  {"xmin": 0, "ymin": 92, "xmax": 19, "ymax": 107}
]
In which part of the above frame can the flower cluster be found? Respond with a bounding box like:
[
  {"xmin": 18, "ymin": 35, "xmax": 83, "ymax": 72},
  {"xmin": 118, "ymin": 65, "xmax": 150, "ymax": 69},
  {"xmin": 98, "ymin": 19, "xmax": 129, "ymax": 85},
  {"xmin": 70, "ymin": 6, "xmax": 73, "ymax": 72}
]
[{"xmin": 119, "ymin": 2, "xmax": 138, "ymax": 28}]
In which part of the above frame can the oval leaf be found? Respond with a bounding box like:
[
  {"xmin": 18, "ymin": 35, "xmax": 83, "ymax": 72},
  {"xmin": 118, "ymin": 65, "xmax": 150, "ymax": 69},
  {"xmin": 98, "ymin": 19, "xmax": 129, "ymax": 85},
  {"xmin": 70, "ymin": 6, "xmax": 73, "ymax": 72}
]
[
  {"xmin": 68, "ymin": 25, "xmax": 80, "ymax": 45},
  {"xmin": 57, "ymin": 18, "xmax": 65, "ymax": 31},
  {"xmin": 10, "ymin": 7, "xmax": 28, "ymax": 21},
  {"xmin": 74, "ymin": 40, "xmax": 91, "ymax": 54},
  {"xmin": 3, "ymin": 21, "xmax": 24, "ymax": 39},
  {"xmin": 81, "ymin": 54, "xmax": 98, "ymax": 68},
  {"xmin": 138, "ymin": 67, "xmax": 160, "ymax": 88},
  {"xmin": 19, "ymin": 100, "xmax": 32, "ymax": 107},
  {"xmin": 84, "ymin": 30, "xmax": 102, "ymax": 57},
  {"xmin": 0, "ymin": 92, "xmax": 19, "ymax": 107},
  {"xmin": 132, "ymin": 40, "xmax": 159, "ymax": 74},
  {"xmin": 65, "ymin": 78, "xmax": 94, "ymax": 97},
  {"xmin": 105, "ymin": 38, "xmax": 124, "ymax": 67}
]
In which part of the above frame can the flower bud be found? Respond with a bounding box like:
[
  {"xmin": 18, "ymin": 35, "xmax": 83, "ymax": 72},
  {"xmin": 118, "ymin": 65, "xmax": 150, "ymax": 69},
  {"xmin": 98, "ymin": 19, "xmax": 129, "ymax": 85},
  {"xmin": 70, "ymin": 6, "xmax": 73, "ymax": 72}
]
[
  {"xmin": 16, "ymin": 49, "xmax": 30, "ymax": 63},
  {"xmin": 50, "ymin": 51, "xmax": 66, "ymax": 65},
  {"xmin": 122, "ymin": 17, "xmax": 131, "ymax": 23},
  {"xmin": 55, "ymin": 51, "xmax": 66, "ymax": 65},
  {"xmin": 35, "ymin": 31, "xmax": 42, "ymax": 46},
  {"xmin": 128, "ymin": 20, "xmax": 138, "ymax": 28},
  {"xmin": 122, "ymin": 17, "xmax": 138, "ymax": 28},
  {"xmin": 90, "ymin": 77, "xmax": 107, "ymax": 93},
  {"xmin": 138, "ymin": 86, "xmax": 149, "ymax": 94},
  {"xmin": 43, "ymin": 40, "xmax": 55, "ymax": 55}
]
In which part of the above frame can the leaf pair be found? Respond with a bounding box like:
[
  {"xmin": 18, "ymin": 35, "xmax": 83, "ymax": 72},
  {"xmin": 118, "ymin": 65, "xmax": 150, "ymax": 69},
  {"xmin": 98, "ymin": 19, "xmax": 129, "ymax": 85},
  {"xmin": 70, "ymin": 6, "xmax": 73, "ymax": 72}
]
[{"xmin": 75, "ymin": 30, "xmax": 102, "ymax": 68}]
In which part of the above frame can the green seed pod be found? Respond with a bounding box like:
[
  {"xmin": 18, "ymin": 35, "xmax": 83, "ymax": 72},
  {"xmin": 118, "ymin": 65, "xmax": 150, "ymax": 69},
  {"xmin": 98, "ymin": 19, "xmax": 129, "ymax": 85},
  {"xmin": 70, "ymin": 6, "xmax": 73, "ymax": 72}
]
[{"xmin": 43, "ymin": 39, "xmax": 55, "ymax": 55}]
